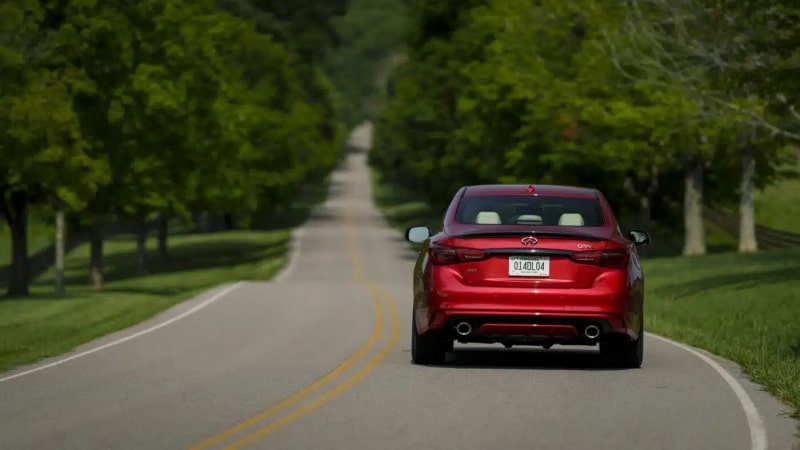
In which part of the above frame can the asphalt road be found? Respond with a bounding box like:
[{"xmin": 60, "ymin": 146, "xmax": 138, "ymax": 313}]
[{"xmin": 0, "ymin": 124, "xmax": 797, "ymax": 450}]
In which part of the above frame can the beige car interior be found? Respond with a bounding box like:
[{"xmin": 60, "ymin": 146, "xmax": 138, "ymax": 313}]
[
  {"xmin": 558, "ymin": 213, "xmax": 585, "ymax": 226},
  {"xmin": 473, "ymin": 210, "xmax": 586, "ymax": 227},
  {"xmin": 515, "ymin": 214, "xmax": 543, "ymax": 225},
  {"xmin": 474, "ymin": 211, "xmax": 502, "ymax": 224}
]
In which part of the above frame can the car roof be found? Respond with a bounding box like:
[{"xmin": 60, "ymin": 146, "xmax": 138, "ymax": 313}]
[{"xmin": 462, "ymin": 184, "xmax": 599, "ymax": 199}]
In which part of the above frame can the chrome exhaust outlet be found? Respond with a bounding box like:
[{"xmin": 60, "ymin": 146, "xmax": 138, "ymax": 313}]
[
  {"xmin": 454, "ymin": 322, "xmax": 473, "ymax": 336},
  {"xmin": 584, "ymin": 324, "xmax": 601, "ymax": 339}
]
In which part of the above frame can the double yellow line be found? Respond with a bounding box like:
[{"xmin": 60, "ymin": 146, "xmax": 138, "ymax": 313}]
[{"xmin": 188, "ymin": 205, "xmax": 400, "ymax": 449}]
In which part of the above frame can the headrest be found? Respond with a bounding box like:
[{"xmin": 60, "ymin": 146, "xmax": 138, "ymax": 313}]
[
  {"xmin": 558, "ymin": 213, "xmax": 585, "ymax": 226},
  {"xmin": 516, "ymin": 214, "xmax": 543, "ymax": 224},
  {"xmin": 475, "ymin": 211, "xmax": 502, "ymax": 224}
]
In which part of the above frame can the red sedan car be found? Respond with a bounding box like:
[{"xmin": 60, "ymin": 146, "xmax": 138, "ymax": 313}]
[{"xmin": 404, "ymin": 184, "xmax": 651, "ymax": 368}]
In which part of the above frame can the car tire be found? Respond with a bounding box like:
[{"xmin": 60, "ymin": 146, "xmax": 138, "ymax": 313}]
[
  {"xmin": 601, "ymin": 317, "xmax": 644, "ymax": 369},
  {"xmin": 411, "ymin": 317, "xmax": 447, "ymax": 365},
  {"xmin": 443, "ymin": 339, "xmax": 454, "ymax": 353}
]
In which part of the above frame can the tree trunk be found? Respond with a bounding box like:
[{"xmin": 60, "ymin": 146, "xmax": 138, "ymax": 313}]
[
  {"xmin": 192, "ymin": 212, "xmax": 208, "ymax": 233},
  {"xmin": 682, "ymin": 154, "xmax": 706, "ymax": 256},
  {"xmin": 211, "ymin": 213, "xmax": 225, "ymax": 232},
  {"xmin": 738, "ymin": 140, "xmax": 758, "ymax": 252},
  {"xmin": 622, "ymin": 167, "xmax": 659, "ymax": 231},
  {"xmin": 641, "ymin": 164, "xmax": 659, "ymax": 229},
  {"xmin": 6, "ymin": 191, "xmax": 29, "ymax": 297},
  {"xmin": 90, "ymin": 217, "xmax": 104, "ymax": 290},
  {"xmin": 135, "ymin": 216, "xmax": 148, "ymax": 276},
  {"xmin": 637, "ymin": 195, "xmax": 651, "ymax": 231},
  {"xmin": 223, "ymin": 212, "xmax": 234, "ymax": 230},
  {"xmin": 620, "ymin": 175, "xmax": 641, "ymax": 229},
  {"xmin": 157, "ymin": 213, "xmax": 169, "ymax": 259},
  {"xmin": 55, "ymin": 202, "xmax": 65, "ymax": 295}
]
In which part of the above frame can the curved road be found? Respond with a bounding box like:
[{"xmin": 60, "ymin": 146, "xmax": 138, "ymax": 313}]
[{"xmin": 0, "ymin": 125, "xmax": 797, "ymax": 450}]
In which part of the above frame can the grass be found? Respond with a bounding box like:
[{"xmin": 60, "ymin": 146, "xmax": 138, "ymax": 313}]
[
  {"xmin": 0, "ymin": 230, "xmax": 290, "ymax": 373},
  {"xmin": 644, "ymin": 251, "xmax": 800, "ymax": 418},
  {"xmin": 371, "ymin": 170, "xmax": 800, "ymax": 419},
  {"xmin": 755, "ymin": 155, "xmax": 800, "ymax": 233},
  {"xmin": 638, "ymin": 219, "xmax": 737, "ymax": 258},
  {"xmin": 0, "ymin": 179, "xmax": 331, "ymax": 374},
  {"xmin": 372, "ymin": 172, "xmax": 440, "ymax": 229},
  {"xmin": 0, "ymin": 218, "xmax": 55, "ymax": 267}
]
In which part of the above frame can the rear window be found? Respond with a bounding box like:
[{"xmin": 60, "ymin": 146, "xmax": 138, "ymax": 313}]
[{"xmin": 455, "ymin": 195, "xmax": 606, "ymax": 227}]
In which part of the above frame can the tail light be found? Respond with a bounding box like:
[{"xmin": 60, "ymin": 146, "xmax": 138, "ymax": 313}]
[
  {"xmin": 429, "ymin": 246, "xmax": 489, "ymax": 265},
  {"xmin": 570, "ymin": 249, "xmax": 629, "ymax": 268}
]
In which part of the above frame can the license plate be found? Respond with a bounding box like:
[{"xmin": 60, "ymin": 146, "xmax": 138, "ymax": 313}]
[{"xmin": 508, "ymin": 256, "xmax": 550, "ymax": 277}]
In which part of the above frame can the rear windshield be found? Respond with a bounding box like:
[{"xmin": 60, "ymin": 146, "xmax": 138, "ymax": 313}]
[{"xmin": 455, "ymin": 195, "xmax": 606, "ymax": 227}]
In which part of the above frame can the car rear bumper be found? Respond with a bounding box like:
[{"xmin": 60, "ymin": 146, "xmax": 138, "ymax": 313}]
[
  {"xmin": 416, "ymin": 276, "xmax": 636, "ymax": 343},
  {"xmin": 426, "ymin": 310, "xmax": 627, "ymax": 343}
]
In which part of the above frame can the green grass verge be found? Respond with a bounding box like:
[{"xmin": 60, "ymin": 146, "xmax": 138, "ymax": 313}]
[
  {"xmin": 644, "ymin": 250, "xmax": 800, "ymax": 418},
  {"xmin": 371, "ymin": 170, "xmax": 800, "ymax": 419},
  {"xmin": 0, "ymin": 178, "xmax": 331, "ymax": 374},
  {"xmin": 0, "ymin": 230, "xmax": 290, "ymax": 373},
  {"xmin": 0, "ymin": 218, "xmax": 55, "ymax": 267},
  {"xmin": 755, "ymin": 155, "xmax": 800, "ymax": 233},
  {"xmin": 372, "ymin": 172, "xmax": 441, "ymax": 232}
]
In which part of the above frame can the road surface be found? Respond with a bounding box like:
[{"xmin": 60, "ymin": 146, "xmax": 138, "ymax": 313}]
[{"xmin": 0, "ymin": 124, "xmax": 797, "ymax": 450}]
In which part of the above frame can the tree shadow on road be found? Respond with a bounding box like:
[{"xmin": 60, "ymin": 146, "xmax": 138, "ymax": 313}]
[
  {"xmin": 303, "ymin": 209, "xmax": 341, "ymax": 224},
  {"xmin": 343, "ymin": 142, "xmax": 369, "ymax": 155},
  {"xmin": 400, "ymin": 252, "xmax": 421, "ymax": 261}
]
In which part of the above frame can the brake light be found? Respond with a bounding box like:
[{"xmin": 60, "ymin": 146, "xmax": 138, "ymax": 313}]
[
  {"xmin": 429, "ymin": 246, "xmax": 489, "ymax": 265},
  {"xmin": 599, "ymin": 250, "xmax": 629, "ymax": 268},
  {"xmin": 429, "ymin": 247, "xmax": 459, "ymax": 265},
  {"xmin": 570, "ymin": 249, "xmax": 629, "ymax": 268}
]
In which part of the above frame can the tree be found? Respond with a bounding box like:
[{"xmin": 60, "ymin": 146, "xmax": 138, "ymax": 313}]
[
  {"xmin": 598, "ymin": 0, "xmax": 800, "ymax": 252},
  {"xmin": 380, "ymin": 0, "xmax": 800, "ymax": 258},
  {"xmin": 0, "ymin": 0, "xmax": 353, "ymax": 296},
  {"xmin": 324, "ymin": 0, "xmax": 410, "ymax": 128},
  {"xmin": 0, "ymin": 0, "xmax": 109, "ymax": 297}
]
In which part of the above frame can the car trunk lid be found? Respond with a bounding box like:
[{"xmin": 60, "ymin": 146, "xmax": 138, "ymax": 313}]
[{"xmin": 447, "ymin": 230, "xmax": 612, "ymax": 289}]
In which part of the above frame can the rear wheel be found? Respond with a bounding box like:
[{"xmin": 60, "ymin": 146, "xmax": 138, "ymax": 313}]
[
  {"xmin": 601, "ymin": 317, "xmax": 644, "ymax": 369},
  {"xmin": 444, "ymin": 339, "xmax": 454, "ymax": 352},
  {"xmin": 411, "ymin": 317, "xmax": 447, "ymax": 365}
]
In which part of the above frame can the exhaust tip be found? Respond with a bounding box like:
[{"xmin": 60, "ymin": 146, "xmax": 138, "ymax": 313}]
[
  {"xmin": 454, "ymin": 321, "xmax": 473, "ymax": 336},
  {"xmin": 584, "ymin": 324, "xmax": 601, "ymax": 339}
]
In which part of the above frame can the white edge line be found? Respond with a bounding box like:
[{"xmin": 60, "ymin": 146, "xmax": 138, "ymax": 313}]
[
  {"xmin": 274, "ymin": 227, "xmax": 304, "ymax": 283},
  {"xmin": 3, "ymin": 218, "xmax": 306, "ymax": 383},
  {"xmin": 0, "ymin": 281, "xmax": 245, "ymax": 384},
  {"xmin": 647, "ymin": 332, "xmax": 768, "ymax": 450}
]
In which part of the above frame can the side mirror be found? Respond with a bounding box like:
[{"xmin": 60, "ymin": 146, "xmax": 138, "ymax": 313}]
[
  {"xmin": 628, "ymin": 230, "xmax": 652, "ymax": 247},
  {"xmin": 405, "ymin": 226, "xmax": 431, "ymax": 243}
]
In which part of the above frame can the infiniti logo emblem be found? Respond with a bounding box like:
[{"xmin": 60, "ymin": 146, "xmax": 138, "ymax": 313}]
[{"xmin": 520, "ymin": 236, "xmax": 538, "ymax": 246}]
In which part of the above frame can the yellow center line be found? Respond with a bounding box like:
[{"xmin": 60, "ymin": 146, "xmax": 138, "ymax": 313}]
[
  {"xmin": 186, "ymin": 289, "xmax": 384, "ymax": 450},
  {"xmin": 223, "ymin": 283, "xmax": 401, "ymax": 449},
  {"xmin": 188, "ymin": 200, "xmax": 389, "ymax": 449}
]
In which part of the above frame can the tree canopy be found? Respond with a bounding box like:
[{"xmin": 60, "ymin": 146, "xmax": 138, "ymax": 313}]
[
  {"xmin": 371, "ymin": 0, "xmax": 799, "ymax": 254},
  {"xmin": 0, "ymin": 0, "xmax": 356, "ymax": 295},
  {"xmin": 324, "ymin": 0, "xmax": 411, "ymax": 129}
]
